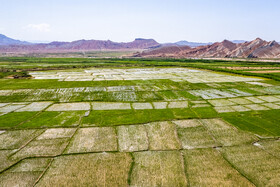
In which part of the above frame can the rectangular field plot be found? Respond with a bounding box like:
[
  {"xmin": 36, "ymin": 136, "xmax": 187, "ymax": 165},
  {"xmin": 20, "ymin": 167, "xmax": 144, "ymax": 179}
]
[
  {"xmin": 221, "ymin": 110, "xmax": 280, "ymax": 137},
  {"xmin": 106, "ymin": 91, "xmax": 137, "ymax": 102},
  {"xmin": 156, "ymin": 90, "xmax": 182, "ymax": 101},
  {"xmin": 191, "ymin": 107, "xmax": 218, "ymax": 118},
  {"xmin": 92, "ymin": 102, "xmax": 131, "ymax": 110},
  {"xmin": 36, "ymin": 153, "xmax": 132, "ymax": 186},
  {"xmin": 65, "ymin": 127, "xmax": 117, "ymax": 153},
  {"xmin": 200, "ymin": 118, "xmax": 258, "ymax": 146},
  {"xmin": 175, "ymin": 120, "xmax": 218, "ymax": 149},
  {"xmin": 0, "ymin": 104, "xmax": 27, "ymax": 113},
  {"xmin": 136, "ymin": 91, "xmax": 162, "ymax": 101},
  {"xmin": 132, "ymin": 102, "xmax": 153, "ymax": 109},
  {"xmin": 228, "ymin": 97, "xmax": 252, "ymax": 105},
  {"xmin": 214, "ymin": 106, "xmax": 236, "ymax": 113},
  {"xmin": 191, "ymin": 100, "xmax": 208, "ymax": 104},
  {"xmin": 171, "ymin": 108, "xmax": 198, "ymax": 119},
  {"xmin": 231, "ymin": 105, "xmax": 251, "ymax": 112},
  {"xmin": 222, "ymin": 145, "xmax": 280, "ymax": 186},
  {"xmin": 208, "ymin": 99, "xmax": 235, "ymax": 106},
  {"xmin": 257, "ymin": 95, "xmax": 280, "ymax": 102},
  {"xmin": 245, "ymin": 96, "xmax": 266, "ymax": 103},
  {"xmin": 152, "ymin": 102, "xmax": 168, "ymax": 109},
  {"xmin": 182, "ymin": 149, "xmax": 254, "ymax": 186},
  {"xmin": 191, "ymin": 103, "xmax": 211, "ymax": 108},
  {"xmin": 36, "ymin": 128, "xmax": 76, "ymax": 140},
  {"xmin": 117, "ymin": 125, "xmax": 148, "ymax": 152},
  {"xmin": 11, "ymin": 138, "xmax": 69, "ymax": 160},
  {"xmin": 15, "ymin": 102, "xmax": 53, "ymax": 112},
  {"xmin": 243, "ymin": 104, "xmax": 270, "ymax": 111},
  {"xmin": 0, "ymin": 129, "xmax": 42, "ymax": 149},
  {"xmin": 82, "ymin": 109, "xmax": 175, "ymax": 127},
  {"xmin": 19, "ymin": 111, "xmax": 84, "ymax": 128},
  {"xmin": 215, "ymin": 105, "xmax": 252, "ymax": 113},
  {"xmin": 46, "ymin": 102, "xmax": 90, "ymax": 111},
  {"xmin": 145, "ymin": 121, "xmax": 181, "ymax": 150},
  {"xmin": 261, "ymin": 102, "xmax": 280, "ymax": 109},
  {"xmin": 0, "ymin": 112, "xmax": 37, "ymax": 129},
  {"xmin": 168, "ymin": 101, "xmax": 188, "ymax": 109},
  {"xmin": 130, "ymin": 151, "xmax": 187, "ymax": 186}
]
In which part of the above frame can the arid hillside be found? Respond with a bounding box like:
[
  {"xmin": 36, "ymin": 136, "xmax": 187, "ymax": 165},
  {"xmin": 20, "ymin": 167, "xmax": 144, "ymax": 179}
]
[
  {"xmin": 136, "ymin": 38, "xmax": 280, "ymax": 58},
  {"xmin": 0, "ymin": 38, "xmax": 160, "ymax": 53}
]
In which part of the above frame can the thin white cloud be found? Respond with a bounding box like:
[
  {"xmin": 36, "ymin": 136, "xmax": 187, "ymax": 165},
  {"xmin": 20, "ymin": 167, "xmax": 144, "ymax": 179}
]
[{"xmin": 25, "ymin": 23, "xmax": 51, "ymax": 32}]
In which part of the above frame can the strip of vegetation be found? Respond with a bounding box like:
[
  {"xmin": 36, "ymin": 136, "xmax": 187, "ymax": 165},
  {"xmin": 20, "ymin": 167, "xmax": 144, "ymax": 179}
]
[{"xmin": 1, "ymin": 57, "xmax": 280, "ymax": 81}]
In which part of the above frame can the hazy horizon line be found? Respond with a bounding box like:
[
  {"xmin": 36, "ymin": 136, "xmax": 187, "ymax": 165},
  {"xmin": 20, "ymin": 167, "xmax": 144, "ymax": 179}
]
[{"xmin": 3, "ymin": 33, "xmax": 278, "ymax": 45}]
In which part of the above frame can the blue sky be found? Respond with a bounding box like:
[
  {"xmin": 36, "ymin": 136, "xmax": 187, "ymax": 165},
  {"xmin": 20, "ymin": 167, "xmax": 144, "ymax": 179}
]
[{"xmin": 1, "ymin": 0, "xmax": 279, "ymax": 43}]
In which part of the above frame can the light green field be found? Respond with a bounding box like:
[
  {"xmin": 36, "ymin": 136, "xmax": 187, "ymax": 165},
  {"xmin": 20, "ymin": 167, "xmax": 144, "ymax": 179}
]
[{"xmin": 1, "ymin": 58, "xmax": 280, "ymax": 186}]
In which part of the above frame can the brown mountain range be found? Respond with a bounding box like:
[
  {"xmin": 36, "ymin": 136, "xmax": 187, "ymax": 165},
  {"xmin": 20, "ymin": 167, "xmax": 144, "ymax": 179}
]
[
  {"xmin": 1, "ymin": 35, "xmax": 280, "ymax": 58},
  {"xmin": 0, "ymin": 38, "xmax": 160, "ymax": 53},
  {"xmin": 135, "ymin": 38, "xmax": 280, "ymax": 58},
  {"xmin": 134, "ymin": 45, "xmax": 192, "ymax": 57}
]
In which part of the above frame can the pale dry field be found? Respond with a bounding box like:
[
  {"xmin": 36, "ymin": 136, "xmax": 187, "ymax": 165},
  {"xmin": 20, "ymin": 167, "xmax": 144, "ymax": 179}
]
[{"xmin": 1, "ymin": 118, "xmax": 279, "ymax": 186}]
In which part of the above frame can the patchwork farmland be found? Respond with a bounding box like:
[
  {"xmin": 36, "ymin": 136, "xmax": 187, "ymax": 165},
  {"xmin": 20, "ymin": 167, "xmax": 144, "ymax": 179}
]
[{"xmin": 1, "ymin": 58, "xmax": 280, "ymax": 186}]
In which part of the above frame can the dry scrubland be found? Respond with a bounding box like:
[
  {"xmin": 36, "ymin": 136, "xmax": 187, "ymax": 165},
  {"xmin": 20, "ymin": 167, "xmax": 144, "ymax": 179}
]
[{"xmin": 1, "ymin": 60, "xmax": 280, "ymax": 186}]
